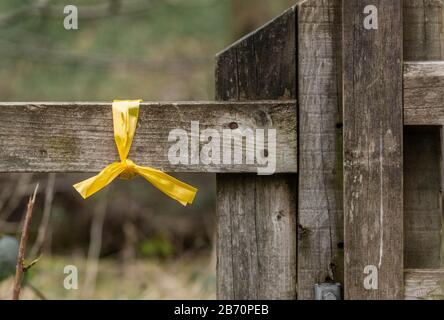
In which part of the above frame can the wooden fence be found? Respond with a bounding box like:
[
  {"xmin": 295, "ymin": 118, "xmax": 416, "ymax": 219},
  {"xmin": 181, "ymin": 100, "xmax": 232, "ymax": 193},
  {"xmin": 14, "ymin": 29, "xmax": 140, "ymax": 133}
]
[{"xmin": 1, "ymin": 0, "xmax": 444, "ymax": 299}]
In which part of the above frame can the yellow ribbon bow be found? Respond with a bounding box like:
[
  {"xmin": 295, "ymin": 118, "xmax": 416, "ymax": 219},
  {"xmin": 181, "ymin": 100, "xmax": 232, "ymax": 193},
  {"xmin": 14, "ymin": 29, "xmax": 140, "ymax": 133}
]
[{"xmin": 73, "ymin": 100, "xmax": 197, "ymax": 206}]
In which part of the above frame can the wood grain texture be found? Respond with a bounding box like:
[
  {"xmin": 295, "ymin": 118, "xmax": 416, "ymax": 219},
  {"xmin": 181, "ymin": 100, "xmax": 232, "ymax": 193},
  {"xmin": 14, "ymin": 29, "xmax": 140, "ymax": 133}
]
[
  {"xmin": 404, "ymin": 0, "xmax": 444, "ymax": 61},
  {"xmin": 215, "ymin": 6, "xmax": 297, "ymax": 299},
  {"xmin": 0, "ymin": 101, "xmax": 296, "ymax": 173},
  {"xmin": 297, "ymin": 0, "xmax": 344, "ymax": 300},
  {"xmin": 403, "ymin": 0, "xmax": 444, "ymax": 270},
  {"xmin": 404, "ymin": 62, "xmax": 444, "ymax": 125},
  {"xmin": 405, "ymin": 269, "xmax": 444, "ymax": 300},
  {"xmin": 343, "ymin": 0, "xmax": 403, "ymax": 299},
  {"xmin": 217, "ymin": 174, "xmax": 297, "ymax": 299}
]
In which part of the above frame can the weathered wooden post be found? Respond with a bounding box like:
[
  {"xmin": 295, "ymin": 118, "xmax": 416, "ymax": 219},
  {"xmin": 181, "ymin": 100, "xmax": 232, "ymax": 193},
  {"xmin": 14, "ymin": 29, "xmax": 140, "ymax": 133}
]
[
  {"xmin": 343, "ymin": 1, "xmax": 404, "ymax": 299},
  {"xmin": 215, "ymin": 8, "xmax": 297, "ymax": 299},
  {"xmin": 297, "ymin": 0, "xmax": 344, "ymax": 300}
]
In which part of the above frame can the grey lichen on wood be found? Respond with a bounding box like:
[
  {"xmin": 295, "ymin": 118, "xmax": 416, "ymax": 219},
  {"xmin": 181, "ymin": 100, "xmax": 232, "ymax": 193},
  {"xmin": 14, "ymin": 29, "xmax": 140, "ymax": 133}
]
[
  {"xmin": 0, "ymin": 101, "xmax": 296, "ymax": 173},
  {"xmin": 215, "ymin": 6, "xmax": 297, "ymax": 300}
]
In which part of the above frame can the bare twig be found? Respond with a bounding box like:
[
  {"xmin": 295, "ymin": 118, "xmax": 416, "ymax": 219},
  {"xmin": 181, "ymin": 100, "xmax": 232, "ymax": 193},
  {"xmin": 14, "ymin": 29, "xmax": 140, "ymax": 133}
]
[
  {"xmin": 12, "ymin": 184, "xmax": 39, "ymax": 300},
  {"xmin": 23, "ymin": 256, "xmax": 42, "ymax": 273},
  {"xmin": 30, "ymin": 173, "xmax": 55, "ymax": 259}
]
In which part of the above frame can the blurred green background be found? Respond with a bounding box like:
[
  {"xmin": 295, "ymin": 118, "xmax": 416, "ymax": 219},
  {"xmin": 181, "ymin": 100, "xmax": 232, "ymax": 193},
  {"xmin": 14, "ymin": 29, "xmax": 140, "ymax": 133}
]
[{"xmin": 0, "ymin": 0, "xmax": 294, "ymax": 299}]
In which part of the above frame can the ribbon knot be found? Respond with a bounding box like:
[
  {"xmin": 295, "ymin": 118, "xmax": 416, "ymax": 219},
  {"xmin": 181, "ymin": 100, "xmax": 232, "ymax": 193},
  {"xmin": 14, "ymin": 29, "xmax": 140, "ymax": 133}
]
[
  {"xmin": 124, "ymin": 159, "xmax": 136, "ymax": 170},
  {"xmin": 119, "ymin": 159, "xmax": 137, "ymax": 180},
  {"xmin": 73, "ymin": 100, "xmax": 197, "ymax": 206}
]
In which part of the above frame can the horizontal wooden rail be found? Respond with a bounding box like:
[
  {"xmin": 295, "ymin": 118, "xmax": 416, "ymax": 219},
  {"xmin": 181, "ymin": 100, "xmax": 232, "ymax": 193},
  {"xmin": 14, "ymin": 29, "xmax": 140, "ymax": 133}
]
[
  {"xmin": 405, "ymin": 269, "xmax": 444, "ymax": 300},
  {"xmin": 404, "ymin": 61, "xmax": 444, "ymax": 125},
  {"xmin": 0, "ymin": 61, "xmax": 442, "ymax": 173},
  {"xmin": 0, "ymin": 101, "xmax": 297, "ymax": 173}
]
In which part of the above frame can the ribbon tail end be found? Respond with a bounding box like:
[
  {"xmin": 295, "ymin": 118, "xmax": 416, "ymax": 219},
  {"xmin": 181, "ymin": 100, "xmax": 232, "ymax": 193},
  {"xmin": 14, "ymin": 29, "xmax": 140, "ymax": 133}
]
[
  {"xmin": 73, "ymin": 184, "xmax": 89, "ymax": 199},
  {"xmin": 180, "ymin": 188, "xmax": 197, "ymax": 206}
]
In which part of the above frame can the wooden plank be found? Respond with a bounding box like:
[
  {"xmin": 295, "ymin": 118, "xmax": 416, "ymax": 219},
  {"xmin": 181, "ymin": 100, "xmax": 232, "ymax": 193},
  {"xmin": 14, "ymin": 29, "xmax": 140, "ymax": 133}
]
[
  {"xmin": 297, "ymin": 0, "xmax": 344, "ymax": 299},
  {"xmin": 343, "ymin": 0, "xmax": 403, "ymax": 300},
  {"xmin": 216, "ymin": 175, "xmax": 297, "ymax": 299},
  {"xmin": 0, "ymin": 101, "xmax": 297, "ymax": 173},
  {"xmin": 404, "ymin": 0, "xmax": 444, "ymax": 61},
  {"xmin": 404, "ymin": 62, "xmax": 444, "ymax": 125},
  {"xmin": 403, "ymin": 0, "xmax": 444, "ymax": 271},
  {"xmin": 215, "ymin": 6, "xmax": 297, "ymax": 299},
  {"xmin": 405, "ymin": 269, "xmax": 444, "ymax": 300}
]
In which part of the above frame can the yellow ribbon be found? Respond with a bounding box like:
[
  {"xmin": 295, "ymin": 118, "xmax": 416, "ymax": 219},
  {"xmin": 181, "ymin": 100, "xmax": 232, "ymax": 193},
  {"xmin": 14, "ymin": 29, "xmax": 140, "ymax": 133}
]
[{"xmin": 73, "ymin": 100, "xmax": 197, "ymax": 206}]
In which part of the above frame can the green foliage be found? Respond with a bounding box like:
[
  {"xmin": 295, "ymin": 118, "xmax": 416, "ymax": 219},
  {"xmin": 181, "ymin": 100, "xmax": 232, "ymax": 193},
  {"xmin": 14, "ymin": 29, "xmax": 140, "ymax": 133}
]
[
  {"xmin": 0, "ymin": 0, "xmax": 231, "ymax": 101},
  {"xmin": 139, "ymin": 234, "xmax": 174, "ymax": 258},
  {"xmin": 0, "ymin": 235, "xmax": 18, "ymax": 281}
]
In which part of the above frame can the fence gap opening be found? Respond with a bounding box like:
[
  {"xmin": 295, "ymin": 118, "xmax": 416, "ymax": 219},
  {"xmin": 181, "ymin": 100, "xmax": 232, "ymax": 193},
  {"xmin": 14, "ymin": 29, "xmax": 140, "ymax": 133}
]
[{"xmin": 404, "ymin": 126, "xmax": 444, "ymax": 269}]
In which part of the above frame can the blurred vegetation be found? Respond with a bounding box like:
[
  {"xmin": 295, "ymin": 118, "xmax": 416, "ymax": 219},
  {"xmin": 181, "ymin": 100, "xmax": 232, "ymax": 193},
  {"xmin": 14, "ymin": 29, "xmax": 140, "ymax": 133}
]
[
  {"xmin": 0, "ymin": 0, "xmax": 296, "ymax": 299},
  {"xmin": 0, "ymin": 0, "xmax": 231, "ymax": 101},
  {"xmin": 0, "ymin": 255, "xmax": 216, "ymax": 299}
]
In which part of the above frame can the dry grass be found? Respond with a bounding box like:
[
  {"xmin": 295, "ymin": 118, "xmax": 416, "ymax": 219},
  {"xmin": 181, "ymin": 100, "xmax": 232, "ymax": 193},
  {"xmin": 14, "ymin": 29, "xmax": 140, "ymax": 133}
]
[{"xmin": 0, "ymin": 254, "xmax": 215, "ymax": 300}]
